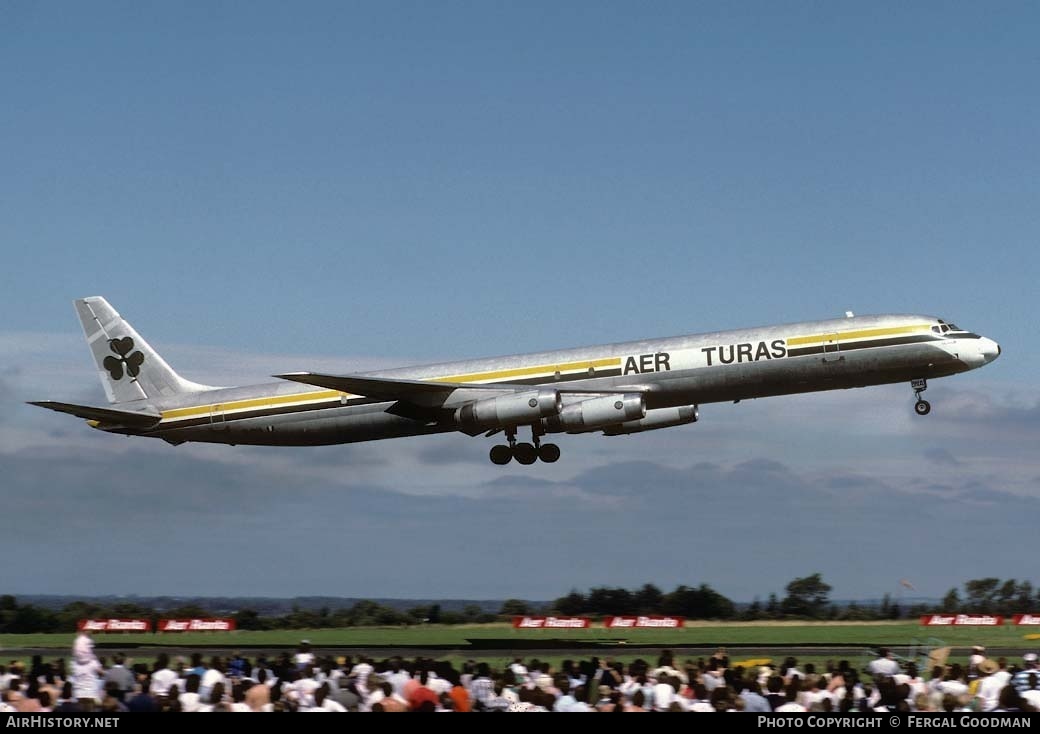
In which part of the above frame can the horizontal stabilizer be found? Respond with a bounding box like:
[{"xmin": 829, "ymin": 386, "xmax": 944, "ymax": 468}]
[
  {"xmin": 28, "ymin": 401, "xmax": 162, "ymax": 428},
  {"xmin": 274, "ymin": 372, "xmax": 649, "ymax": 399}
]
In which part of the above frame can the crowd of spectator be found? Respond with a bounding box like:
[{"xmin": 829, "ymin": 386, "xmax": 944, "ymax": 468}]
[{"xmin": 1, "ymin": 632, "xmax": 1038, "ymax": 712}]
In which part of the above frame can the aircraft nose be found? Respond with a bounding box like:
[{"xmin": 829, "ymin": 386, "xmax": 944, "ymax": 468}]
[{"xmin": 980, "ymin": 337, "xmax": 1001, "ymax": 364}]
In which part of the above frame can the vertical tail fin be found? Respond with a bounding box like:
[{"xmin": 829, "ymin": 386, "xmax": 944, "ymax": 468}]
[{"xmin": 75, "ymin": 297, "xmax": 216, "ymax": 404}]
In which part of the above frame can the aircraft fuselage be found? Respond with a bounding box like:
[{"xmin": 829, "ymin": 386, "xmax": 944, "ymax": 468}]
[{"xmin": 103, "ymin": 313, "xmax": 999, "ymax": 447}]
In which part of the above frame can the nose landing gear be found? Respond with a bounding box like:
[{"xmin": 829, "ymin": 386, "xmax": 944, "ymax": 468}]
[{"xmin": 911, "ymin": 378, "xmax": 931, "ymax": 416}]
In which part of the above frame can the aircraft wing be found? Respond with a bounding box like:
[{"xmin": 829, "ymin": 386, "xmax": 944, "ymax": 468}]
[
  {"xmin": 27, "ymin": 400, "xmax": 163, "ymax": 428},
  {"xmin": 274, "ymin": 372, "xmax": 649, "ymax": 399},
  {"xmin": 274, "ymin": 373, "xmax": 480, "ymax": 399}
]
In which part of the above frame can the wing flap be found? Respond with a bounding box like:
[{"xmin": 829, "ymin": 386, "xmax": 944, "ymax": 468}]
[{"xmin": 28, "ymin": 401, "xmax": 163, "ymax": 428}]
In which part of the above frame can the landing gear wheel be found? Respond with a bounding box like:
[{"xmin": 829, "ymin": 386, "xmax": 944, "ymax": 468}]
[
  {"xmin": 513, "ymin": 442, "xmax": 537, "ymax": 465},
  {"xmin": 489, "ymin": 445, "xmax": 513, "ymax": 465},
  {"xmin": 909, "ymin": 379, "xmax": 930, "ymax": 416},
  {"xmin": 538, "ymin": 443, "xmax": 561, "ymax": 463}
]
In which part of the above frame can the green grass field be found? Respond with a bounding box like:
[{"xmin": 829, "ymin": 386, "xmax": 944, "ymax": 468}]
[{"xmin": 1, "ymin": 621, "xmax": 1034, "ymax": 650}]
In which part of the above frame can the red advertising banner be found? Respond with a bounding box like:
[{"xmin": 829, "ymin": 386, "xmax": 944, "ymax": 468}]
[
  {"xmin": 920, "ymin": 614, "xmax": 1005, "ymax": 626},
  {"xmin": 604, "ymin": 615, "xmax": 685, "ymax": 629},
  {"xmin": 158, "ymin": 618, "xmax": 237, "ymax": 632},
  {"xmin": 1013, "ymin": 614, "xmax": 1040, "ymax": 626},
  {"xmin": 77, "ymin": 619, "xmax": 151, "ymax": 632},
  {"xmin": 512, "ymin": 616, "xmax": 591, "ymax": 629}
]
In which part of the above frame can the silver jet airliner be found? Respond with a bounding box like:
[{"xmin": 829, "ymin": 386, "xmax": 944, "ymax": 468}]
[{"xmin": 30, "ymin": 298, "xmax": 1000, "ymax": 465}]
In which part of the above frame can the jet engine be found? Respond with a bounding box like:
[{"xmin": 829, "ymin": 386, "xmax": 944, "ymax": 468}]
[
  {"xmin": 602, "ymin": 405, "xmax": 698, "ymax": 435},
  {"xmin": 454, "ymin": 389, "xmax": 562, "ymax": 432},
  {"xmin": 542, "ymin": 393, "xmax": 646, "ymax": 433}
]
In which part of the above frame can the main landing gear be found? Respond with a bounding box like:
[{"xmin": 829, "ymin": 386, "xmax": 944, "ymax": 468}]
[
  {"xmin": 489, "ymin": 425, "xmax": 561, "ymax": 465},
  {"xmin": 911, "ymin": 378, "xmax": 931, "ymax": 416}
]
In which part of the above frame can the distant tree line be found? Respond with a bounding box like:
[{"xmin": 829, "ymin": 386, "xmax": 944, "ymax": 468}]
[
  {"xmin": 938, "ymin": 578, "xmax": 1036, "ymax": 616},
  {"xmin": 551, "ymin": 582, "xmax": 737, "ymax": 619},
  {"xmin": 550, "ymin": 574, "xmax": 829, "ymax": 620},
  {"xmin": 1, "ymin": 576, "xmax": 1037, "ymax": 633}
]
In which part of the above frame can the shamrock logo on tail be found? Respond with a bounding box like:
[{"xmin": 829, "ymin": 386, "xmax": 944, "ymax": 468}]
[{"xmin": 103, "ymin": 337, "xmax": 145, "ymax": 380}]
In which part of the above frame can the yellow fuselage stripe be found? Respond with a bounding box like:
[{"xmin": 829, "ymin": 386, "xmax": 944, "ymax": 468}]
[
  {"xmin": 431, "ymin": 357, "xmax": 620, "ymax": 384},
  {"xmin": 787, "ymin": 324, "xmax": 931, "ymax": 347},
  {"xmin": 162, "ymin": 390, "xmax": 342, "ymax": 420}
]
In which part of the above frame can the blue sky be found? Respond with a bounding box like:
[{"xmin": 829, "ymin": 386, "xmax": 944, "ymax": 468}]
[{"xmin": 2, "ymin": 2, "xmax": 1038, "ymax": 602}]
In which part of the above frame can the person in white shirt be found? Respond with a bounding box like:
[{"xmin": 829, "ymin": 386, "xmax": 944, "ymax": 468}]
[
  {"xmin": 293, "ymin": 641, "xmax": 315, "ymax": 672},
  {"xmin": 70, "ymin": 657, "xmax": 102, "ymax": 710},
  {"xmin": 383, "ymin": 661, "xmax": 411, "ymax": 698},
  {"xmin": 652, "ymin": 681, "xmax": 675, "ymax": 711},
  {"xmin": 975, "ymin": 659, "xmax": 1008, "ymax": 711},
  {"xmin": 198, "ymin": 659, "xmax": 227, "ymax": 703},
  {"xmin": 424, "ymin": 670, "xmax": 452, "ymax": 696},
  {"xmin": 775, "ymin": 683, "xmax": 808, "ymax": 713},
  {"xmin": 0, "ymin": 666, "xmax": 16, "ymax": 695},
  {"xmin": 178, "ymin": 674, "xmax": 202, "ymax": 713},
  {"xmin": 149, "ymin": 654, "xmax": 179, "ymax": 699},
  {"xmin": 868, "ymin": 648, "xmax": 900, "ymax": 678},
  {"xmin": 72, "ymin": 631, "xmax": 96, "ymax": 665},
  {"xmin": 509, "ymin": 658, "xmax": 529, "ymax": 685},
  {"xmin": 349, "ymin": 657, "xmax": 374, "ymax": 690},
  {"xmin": 894, "ymin": 663, "xmax": 927, "ymax": 705},
  {"xmin": 937, "ymin": 664, "xmax": 969, "ymax": 699},
  {"xmin": 292, "ymin": 672, "xmax": 321, "ymax": 709},
  {"xmin": 968, "ymin": 646, "xmax": 987, "ymax": 680}
]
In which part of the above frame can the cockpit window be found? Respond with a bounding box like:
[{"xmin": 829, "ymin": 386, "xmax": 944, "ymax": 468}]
[
  {"xmin": 934, "ymin": 321, "xmax": 979, "ymax": 338},
  {"xmin": 934, "ymin": 319, "xmax": 963, "ymax": 335}
]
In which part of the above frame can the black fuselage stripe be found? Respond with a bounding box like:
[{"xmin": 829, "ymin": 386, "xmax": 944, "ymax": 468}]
[{"xmin": 787, "ymin": 334, "xmax": 941, "ymax": 358}]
